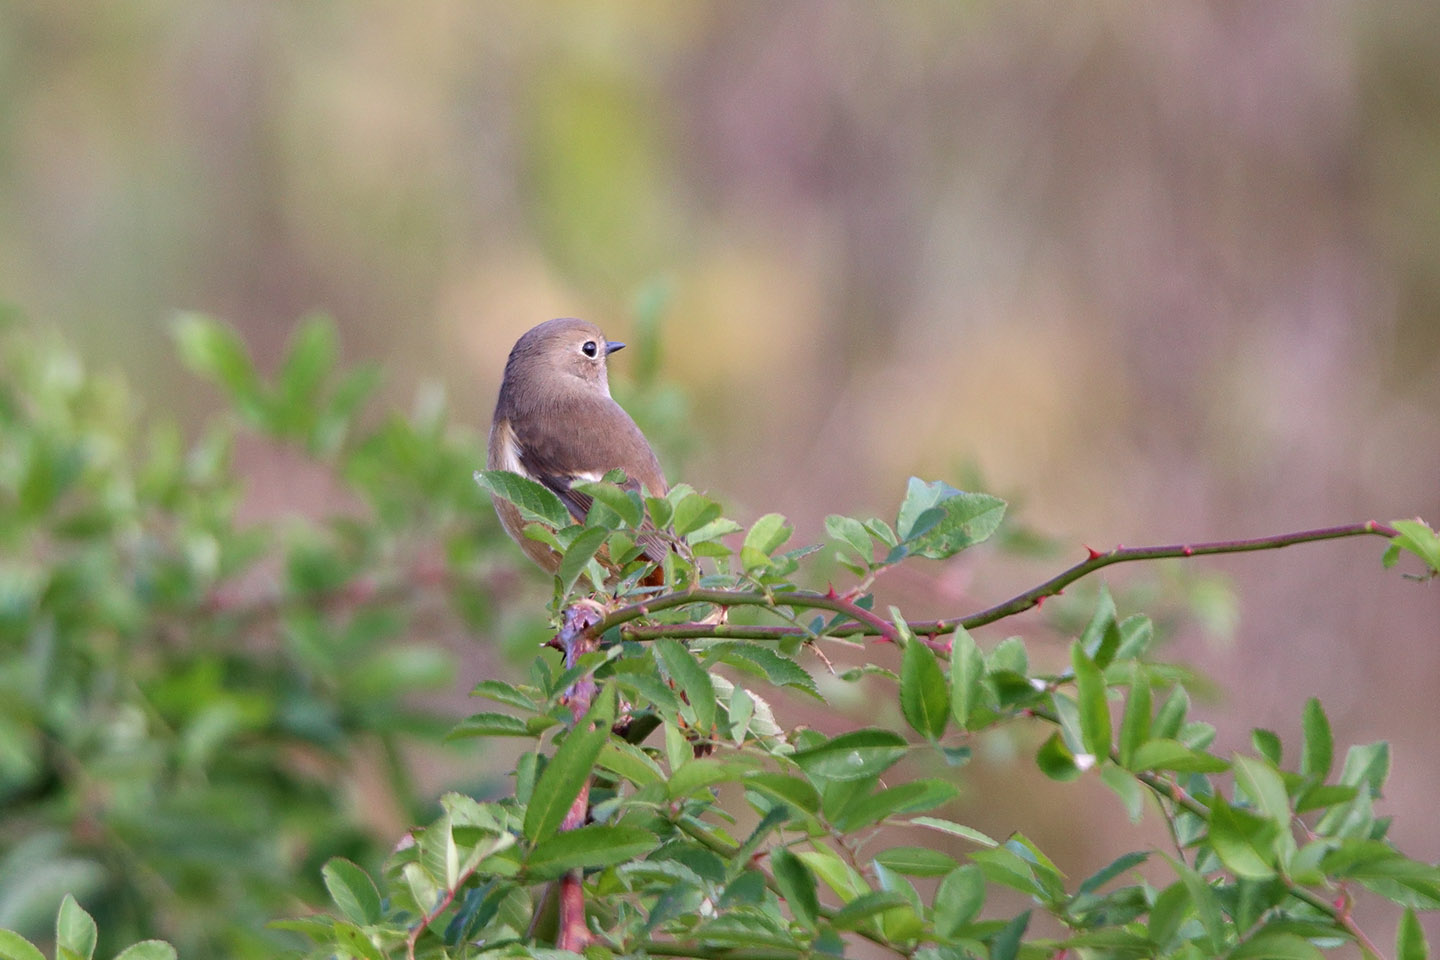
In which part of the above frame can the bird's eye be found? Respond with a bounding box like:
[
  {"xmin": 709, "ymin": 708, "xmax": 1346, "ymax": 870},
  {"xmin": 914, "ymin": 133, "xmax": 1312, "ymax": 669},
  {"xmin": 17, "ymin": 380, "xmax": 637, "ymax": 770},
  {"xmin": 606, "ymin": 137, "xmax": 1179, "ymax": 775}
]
[{"xmin": 581, "ymin": 340, "xmax": 598, "ymax": 358}]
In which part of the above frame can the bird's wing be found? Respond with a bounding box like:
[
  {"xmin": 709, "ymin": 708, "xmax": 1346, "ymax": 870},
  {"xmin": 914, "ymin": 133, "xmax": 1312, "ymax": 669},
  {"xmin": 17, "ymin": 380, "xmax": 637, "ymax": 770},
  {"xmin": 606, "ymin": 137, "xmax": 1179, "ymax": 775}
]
[{"xmin": 510, "ymin": 405, "xmax": 671, "ymax": 565}]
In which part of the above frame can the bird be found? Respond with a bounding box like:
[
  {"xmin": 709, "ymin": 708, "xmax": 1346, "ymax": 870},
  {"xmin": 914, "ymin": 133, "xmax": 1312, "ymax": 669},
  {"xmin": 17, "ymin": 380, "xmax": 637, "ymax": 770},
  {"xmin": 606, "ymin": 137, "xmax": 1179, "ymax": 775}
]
[{"xmin": 487, "ymin": 317, "xmax": 669, "ymax": 577}]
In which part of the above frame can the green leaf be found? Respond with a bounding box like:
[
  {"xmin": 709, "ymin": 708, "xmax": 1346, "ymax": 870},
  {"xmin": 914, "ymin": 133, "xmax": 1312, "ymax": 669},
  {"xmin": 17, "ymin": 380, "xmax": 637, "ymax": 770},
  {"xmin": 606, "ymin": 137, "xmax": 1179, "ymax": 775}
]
[
  {"xmin": 277, "ymin": 315, "xmax": 337, "ymax": 414},
  {"xmin": 769, "ymin": 848, "xmax": 820, "ymax": 930},
  {"xmin": 671, "ymin": 490, "xmax": 723, "ymax": 537},
  {"xmin": 1387, "ymin": 518, "xmax": 1440, "ymax": 575},
  {"xmin": 989, "ymin": 910, "xmax": 1030, "ymax": 960},
  {"xmin": 1228, "ymin": 931, "xmax": 1325, "ymax": 960},
  {"xmin": 1208, "ymin": 794, "xmax": 1279, "ymax": 880},
  {"xmin": 1397, "ymin": 906, "xmax": 1429, "ymax": 960},
  {"xmin": 1079, "ymin": 587, "xmax": 1119, "ymax": 664},
  {"xmin": 791, "ymin": 729, "xmax": 908, "ymax": 782},
  {"xmin": 1071, "ymin": 641, "xmax": 1112, "ymax": 758},
  {"xmin": 474, "ymin": 470, "xmax": 572, "ymax": 528},
  {"xmin": 571, "ymin": 479, "xmax": 643, "ymax": 528},
  {"xmin": 0, "ymin": 930, "xmax": 45, "ymax": 960},
  {"xmin": 322, "ymin": 858, "xmax": 382, "ymax": 925},
  {"xmin": 1153, "ymin": 685, "xmax": 1190, "ymax": 740},
  {"xmin": 932, "ymin": 864, "xmax": 986, "ymax": 939},
  {"xmin": 1251, "ymin": 729, "xmax": 1283, "ymax": 767},
  {"xmin": 526, "ymin": 824, "xmax": 659, "ymax": 881},
  {"xmin": 173, "ymin": 314, "xmax": 262, "ymax": 412},
  {"xmin": 1100, "ymin": 764, "xmax": 1145, "ymax": 822},
  {"xmin": 1338, "ymin": 741, "xmax": 1390, "ymax": 796},
  {"xmin": 900, "ymin": 637, "xmax": 949, "ymax": 740},
  {"xmin": 1234, "ymin": 755, "xmax": 1291, "ymax": 826},
  {"xmin": 1078, "ymin": 851, "xmax": 1149, "ymax": 895},
  {"xmin": 826, "ymin": 514, "xmax": 874, "ymax": 563},
  {"xmin": 1165, "ymin": 855, "xmax": 1225, "ymax": 954},
  {"xmin": 911, "ymin": 817, "xmax": 999, "ymax": 847},
  {"xmin": 712, "ymin": 642, "xmax": 818, "ymax": 695},
  {"xmin": 895, "ymin": 478, "xmax": 1007, "ymax": 560},
  {"xmin": 1130, "ymin": 738, "xmax": 1230, "ymax": 774},
  {"xmin": 872, "ymin": 847, "xmax": 960, "ymax": 877},
  {"xmin": 837, "ymin": 779, "xmax": 959, "ymax": 831},
  {"xmin": 744, "ymin": 772, "xmax": 821, "ymax": 815},
  {"xmin": 111, "ymin": 943, "xmax": 178, "ymax": 960},
  {"xmin": 949, "ymin": 626, "xmax": 987, "ymax": 729},
  {"xmin": 1036, "ymin": 731, "xmax": 1081, "ymax": 782},
  {"xmin": 523, "ymin": 691, "xmax": 613, "ymax": 843},
  {"xmin": 741, "ymin": 512, "xmax": 792, "ymax": 571},
  {"xmin": 1117, "ymin": 666, "xmax": 1151, "ymax": 769},
  {"xmin": 1300, "ymin": 698, "xmax": 1333, "ymax": 780},
  {"xmin": 447, "ymin": 712, "xmax": 533, "ymax": 739},
  {"xmin": 556, "ymin": 524, "xmax": 609, "ymax": 594},
  {"xmin": 597, "ymin": 740, "xmax": 665, "ymax": 788},
  {"xmin": 56, "ymin": 894, "xmax": 97, "ymax": 960},
  {"xmin": 654, "ymin": 638, "xmax": 716, "ymax": 736},
  {"xmin": 829, "ymin": 891, "xmax": 911, "ymax": 929},
  {"xmin": 668, "ymin": 759, "xmax": 756, "ymax": 799}
]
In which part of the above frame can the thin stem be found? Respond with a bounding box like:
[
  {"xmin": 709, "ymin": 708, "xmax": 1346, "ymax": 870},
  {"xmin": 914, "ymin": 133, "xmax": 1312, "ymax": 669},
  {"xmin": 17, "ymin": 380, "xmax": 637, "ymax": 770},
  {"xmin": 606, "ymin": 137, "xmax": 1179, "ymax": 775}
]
[{"xmin": 610, "ymin": 522, "xmax": 1398, "ymax": 647}]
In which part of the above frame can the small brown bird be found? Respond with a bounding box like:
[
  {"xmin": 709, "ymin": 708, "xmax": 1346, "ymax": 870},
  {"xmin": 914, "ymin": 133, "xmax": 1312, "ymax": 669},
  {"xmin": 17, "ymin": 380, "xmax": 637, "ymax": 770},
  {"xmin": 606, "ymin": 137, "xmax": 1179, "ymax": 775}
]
[{"xmin": 487, "ymin": 317, "xmax": 669, "ymax": 575}]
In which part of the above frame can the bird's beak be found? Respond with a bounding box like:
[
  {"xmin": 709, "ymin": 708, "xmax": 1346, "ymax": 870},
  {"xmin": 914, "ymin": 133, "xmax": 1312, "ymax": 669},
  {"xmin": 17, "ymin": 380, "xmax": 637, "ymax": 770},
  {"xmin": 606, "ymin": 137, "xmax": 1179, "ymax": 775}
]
[{"xmin": 605, "ymin": 340, "xmax": 626, "ymax": 355}]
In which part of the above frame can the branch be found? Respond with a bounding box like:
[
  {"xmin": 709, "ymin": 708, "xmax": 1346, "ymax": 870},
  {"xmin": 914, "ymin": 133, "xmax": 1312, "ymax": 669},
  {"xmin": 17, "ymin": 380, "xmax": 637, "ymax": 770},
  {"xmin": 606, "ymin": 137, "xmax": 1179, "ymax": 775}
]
[
  {"xmin": 552, "ymin": 601, "xmax": 605, "ymax": 953},
  {"xmin": 609, "ymin": 522, "xmax": 1398, "ymax": 648}
]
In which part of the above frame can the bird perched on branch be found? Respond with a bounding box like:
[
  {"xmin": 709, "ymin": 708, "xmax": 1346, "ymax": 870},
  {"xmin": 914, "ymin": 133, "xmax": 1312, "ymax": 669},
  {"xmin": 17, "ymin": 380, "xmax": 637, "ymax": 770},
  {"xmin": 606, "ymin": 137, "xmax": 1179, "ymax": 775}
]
[{"xmin": 488, "ymin": 317, "xmax": 670, "ymax": 578}]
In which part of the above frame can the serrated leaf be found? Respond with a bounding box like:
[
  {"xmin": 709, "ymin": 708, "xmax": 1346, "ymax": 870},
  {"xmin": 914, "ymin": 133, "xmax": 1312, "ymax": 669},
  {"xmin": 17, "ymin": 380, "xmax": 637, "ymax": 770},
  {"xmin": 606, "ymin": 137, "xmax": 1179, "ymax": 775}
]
[
  {"xmin": 901, "ymin": 636, "xmax": 949, "ymax": 740},
  {"xmin": 0, "ymin": 931, "xmax": 46, "ymax": 960},
  {"xmin": 475, "ymin": 470, "xmax": 572, "ymax": 529},
  {"xmin": 572, "ymin": 479, "xmax": 643, "ymax": 527},
  {"xmin": 56, "ymin": 895, "xmax": 97, "ymax": 960},
  {"xmin": 668, "ymin": 758, "xmax": 756, "ymax": 799},
  {"xmin": 1251, "ymin": 729, "xmax": 1283, "ymax": 767},
  {"xmin": 526, "ymin": 825, "xmax": 658, "ymax": 881},
  {"xmin": 949, "ymin": 627, "xmax": 987, "ymax": 729},
  {"xmin": 1208, "ymin": 794, "xmax": 1279, "ymax": 879},
  {"xmin": 895, "ymin": 478, "xmax": 1006, "ymax": 559},
  {"xmin": 837, "ymin": 779, "xmax": 959, "ymax": 831},
  {"xmin": 1234, "ymin": 755, "xmax": 1291, "ymax": 826},
  {"xmin": 1153, "ymin": 685, "xmax": 1190, "ymax": 740},
  {"xmin": 523, "ymin": 690, "xmax": 613, "ymax": 843},
  {"xmin": 933, "ymin": 864, "xmax": 986, "ymax": 939},
  {"xmin": 447, "ymin": 712, "xmax": 533, "ymax": 739},
  {"xmin": 829, "ymin": 891, "xmax": 911, "ymax": 929},
  {"xmin": 911, "ymin": 816, "xmax": 999, "ymax": 847},
  {"xmin": 671, "ymin": 491, "xmax": 722, "ymax": 536},
  {"xmin": 872, "ymin": 847, "xmax": 959, "ymax": 877},
  {"xmin": 1228, "ymin": 930, "xmax": 1325, "ymax": 960},
  {"xmin": 742, "ymin": 512, "xmax": 792, "ymax": 568},
  {"xmin": 322, "ymin": 858, "xmax": 382, "ymax": 926},
  {"xmin": 470, "ymin": 679, "xmax": 540, "ymax": 712},
  {"xmin": 1130, "ymin": 738, "xmax": 1229, "ymax": 774},
  {"xmin": 597, "ymin": 740, "xmax": 664, "ymax": 788},
  {"xmin": 1165, "ymin": 854, "xmax": 1225, "ymax": 954},
  {"xmin": 1388, "ymin": 518, "xmax": 1440, "ymax": 575},
  {"xmin": 1300, "ymin": 698, "xmax": 1333, "ymax": 780},
  {"xmin": 111, "ymin": 943, "xmax": 178, "ymax": 960},
  {"xmin": 826, "ymin": 514, "xmax": 874, "ymax": 563},
  {"xmin": 1071, "ymin": 642, "xmax": 1111, "ymax": 758},
  {"xmin": 711, "ymin": 642, "xmax": 818, "ymax": 695},
  {"xmin": 790, "ymin": 729, "xmax": 908, "ymax": 782},
  {"xmin": 744, "ymin": 772, "xmax": 821, "ymax": 814},
  {"xmin": 769, "ymin": 848, "xmax": 819, "ymax": 930},
  {"xmin": 556, "ymin": 524, "xmax": 610, "ymax": 594},
  {"xmin": 1117, "ymin": 666, "xmax": 1151, "ymax": 769},
  {"xmin": 654, "ymin": 638, "xmax": 716, "ymax": 736}
]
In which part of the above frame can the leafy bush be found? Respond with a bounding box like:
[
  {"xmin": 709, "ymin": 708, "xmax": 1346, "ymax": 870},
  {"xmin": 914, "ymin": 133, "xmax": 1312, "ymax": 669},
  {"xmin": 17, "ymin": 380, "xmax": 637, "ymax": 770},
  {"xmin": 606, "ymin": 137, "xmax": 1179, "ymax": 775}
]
[{"xmin": 2, "ymin": 312, "xmax": 1437, "ymax": 959}]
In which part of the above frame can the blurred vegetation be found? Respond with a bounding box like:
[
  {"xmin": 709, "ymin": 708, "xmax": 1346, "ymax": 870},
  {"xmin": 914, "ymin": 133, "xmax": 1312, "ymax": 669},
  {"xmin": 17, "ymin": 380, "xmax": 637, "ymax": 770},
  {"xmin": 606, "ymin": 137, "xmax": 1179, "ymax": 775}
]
[{"xmin": 0, "ymin": 313, "xmax": 517, "ymax": 957}]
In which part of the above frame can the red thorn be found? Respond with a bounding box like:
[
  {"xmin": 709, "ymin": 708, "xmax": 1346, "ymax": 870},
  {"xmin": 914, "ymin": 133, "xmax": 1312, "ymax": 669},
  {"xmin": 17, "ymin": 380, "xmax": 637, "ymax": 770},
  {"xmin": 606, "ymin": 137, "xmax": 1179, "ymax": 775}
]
[
  {"xmin": 1035, "ymin": 595, "xmax": 1047, "ymax": 609},
  {"xmin": 825, "ymin": 584, "xmax": 839, "ymax": 600},
  {"xmin": 1182, "ymin": 546, "xmax": 1194, "ymax": 556},
  {"xmin": 1084, "ymin": 545, "xmax": 1103, "ymax": 560}
]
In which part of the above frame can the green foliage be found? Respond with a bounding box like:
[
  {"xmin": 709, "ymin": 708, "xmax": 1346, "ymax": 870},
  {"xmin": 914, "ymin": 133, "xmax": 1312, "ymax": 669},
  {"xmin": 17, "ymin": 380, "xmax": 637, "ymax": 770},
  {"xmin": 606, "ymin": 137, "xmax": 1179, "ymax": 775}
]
[
  {"xmin": 7, "ymin": 315, "xmax": 1440, "ymax": 960},
  {"xmin": 0, "ymin": 317, "xmax": 509, "ymax": 958}
]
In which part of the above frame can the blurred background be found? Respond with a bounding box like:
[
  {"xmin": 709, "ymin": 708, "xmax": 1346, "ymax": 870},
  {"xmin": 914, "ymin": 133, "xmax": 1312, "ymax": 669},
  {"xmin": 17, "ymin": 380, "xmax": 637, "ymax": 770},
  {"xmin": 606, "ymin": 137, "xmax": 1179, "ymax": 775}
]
[{"xmin": 2, "ymin": 0, "xmax": 1437, "ymax": 950}]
